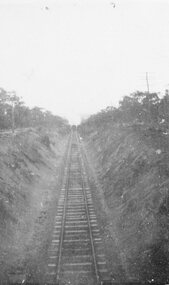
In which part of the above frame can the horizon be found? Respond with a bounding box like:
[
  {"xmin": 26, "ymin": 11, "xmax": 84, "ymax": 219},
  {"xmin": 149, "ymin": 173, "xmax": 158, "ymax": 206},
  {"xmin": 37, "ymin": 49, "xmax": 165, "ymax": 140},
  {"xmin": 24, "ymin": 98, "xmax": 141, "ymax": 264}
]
[{"xmin": 0, "ymin": 0, "xmax": 169, "ymax": 124}]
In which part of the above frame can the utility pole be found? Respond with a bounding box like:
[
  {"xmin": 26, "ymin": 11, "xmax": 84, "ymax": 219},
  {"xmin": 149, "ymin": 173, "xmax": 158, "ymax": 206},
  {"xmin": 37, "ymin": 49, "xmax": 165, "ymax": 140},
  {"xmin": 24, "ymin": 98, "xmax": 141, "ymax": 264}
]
[
  {"xmin": 7, "ymin": 90, "xmax": 16, "ymax": 134},
  {"xmin": 12, "ymin": 99, "xmax": 15, "ymax": 134},
  {"xmin": 146, "ymin": 72, "xmax": 150, "ymax": 93},
  {"xmin": 146, "ymin": 72, "xmax": 151, "ymax": 123}
]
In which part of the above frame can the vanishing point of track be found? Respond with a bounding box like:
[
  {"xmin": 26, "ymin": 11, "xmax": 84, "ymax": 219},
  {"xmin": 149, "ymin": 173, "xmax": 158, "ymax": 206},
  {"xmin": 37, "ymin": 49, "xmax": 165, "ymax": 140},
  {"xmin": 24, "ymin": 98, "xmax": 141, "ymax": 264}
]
[{"xmin": 46, "ymin": 130, "xmax": 111, "ymax": 285}]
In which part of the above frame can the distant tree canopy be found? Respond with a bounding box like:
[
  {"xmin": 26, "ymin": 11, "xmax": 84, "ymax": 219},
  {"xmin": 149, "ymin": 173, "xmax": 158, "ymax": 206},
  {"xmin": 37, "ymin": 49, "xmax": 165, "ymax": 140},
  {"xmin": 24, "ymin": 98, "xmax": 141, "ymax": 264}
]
[
  {"xmin": 79, "ymin": 91, "xmax": 169, "ymax": 135},
  {"xmin": 0, "ymin": 87, "xmax": 69, "ymax": 132}
]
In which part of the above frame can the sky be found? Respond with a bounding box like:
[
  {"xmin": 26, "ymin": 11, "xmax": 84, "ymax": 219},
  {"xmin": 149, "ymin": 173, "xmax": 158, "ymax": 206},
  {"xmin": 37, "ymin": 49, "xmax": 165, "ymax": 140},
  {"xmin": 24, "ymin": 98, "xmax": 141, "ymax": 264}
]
[{"xmin": 0, "ymin": 0, "xmax": 169, "ymax": 124}]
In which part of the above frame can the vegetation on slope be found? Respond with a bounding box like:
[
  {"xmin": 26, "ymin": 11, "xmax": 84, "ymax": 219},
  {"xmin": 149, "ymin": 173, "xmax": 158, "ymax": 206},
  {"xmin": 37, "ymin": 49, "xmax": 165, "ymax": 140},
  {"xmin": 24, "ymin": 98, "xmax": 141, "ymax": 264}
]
[
  {"xmin": 79, "ymin": 91, "xmax": 169, "ymax": 283},
  {"xmin": 0, "ymin": 127, "xmax": 68, "ymax": 283},
  {"xmin": 0, "ymin": 87, "xmax": 70, "ymax": 282}
]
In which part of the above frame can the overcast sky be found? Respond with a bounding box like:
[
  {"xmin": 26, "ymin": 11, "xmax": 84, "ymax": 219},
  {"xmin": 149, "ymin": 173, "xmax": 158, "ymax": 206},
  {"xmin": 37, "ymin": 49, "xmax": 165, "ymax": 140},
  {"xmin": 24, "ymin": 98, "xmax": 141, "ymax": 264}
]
[{"xmin": 0, "ymin": 0, "xmax": 169, "ymax": 124}]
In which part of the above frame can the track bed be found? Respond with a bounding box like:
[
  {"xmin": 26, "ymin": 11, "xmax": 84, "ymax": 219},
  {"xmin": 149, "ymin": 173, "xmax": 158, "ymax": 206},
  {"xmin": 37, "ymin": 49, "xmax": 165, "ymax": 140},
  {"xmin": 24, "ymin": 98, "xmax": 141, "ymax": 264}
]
[{"xmin": 46, "ymin": 131, "xmax": 111, "ymax": 285}]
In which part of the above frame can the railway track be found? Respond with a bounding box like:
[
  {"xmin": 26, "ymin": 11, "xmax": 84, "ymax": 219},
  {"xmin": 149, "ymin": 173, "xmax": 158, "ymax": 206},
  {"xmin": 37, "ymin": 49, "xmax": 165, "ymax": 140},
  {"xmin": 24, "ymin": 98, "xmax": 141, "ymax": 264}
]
[{"xmin": 46, "ymin": 130, "xmax": 111, "ymax": 285}]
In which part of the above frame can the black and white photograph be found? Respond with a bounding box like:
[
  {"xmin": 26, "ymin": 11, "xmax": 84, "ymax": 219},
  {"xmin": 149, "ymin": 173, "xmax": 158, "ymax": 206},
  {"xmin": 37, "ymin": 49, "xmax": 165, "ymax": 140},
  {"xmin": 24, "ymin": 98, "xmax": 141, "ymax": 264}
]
[{"xmin": 0, "ymin": 0, "xmax": 169, "ymax": 284}]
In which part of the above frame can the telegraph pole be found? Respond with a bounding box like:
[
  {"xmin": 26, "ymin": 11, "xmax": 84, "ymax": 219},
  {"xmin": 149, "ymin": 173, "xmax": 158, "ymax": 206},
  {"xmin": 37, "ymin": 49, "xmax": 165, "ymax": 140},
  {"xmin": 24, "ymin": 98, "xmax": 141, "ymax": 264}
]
[
  {"xmin": 7, "ymin": 90, "xmax": 16, "ymax": 134},
  {"xmin": 146, "ymin": 72, "xmax": 150, "ymax": 93},
  {"xmin": 12, "ymin": 99, "xmax": 15, "ymax": 134},
  {"xmin": 145, "ymin": 72, "xmax": 151, "ymax": 122}
]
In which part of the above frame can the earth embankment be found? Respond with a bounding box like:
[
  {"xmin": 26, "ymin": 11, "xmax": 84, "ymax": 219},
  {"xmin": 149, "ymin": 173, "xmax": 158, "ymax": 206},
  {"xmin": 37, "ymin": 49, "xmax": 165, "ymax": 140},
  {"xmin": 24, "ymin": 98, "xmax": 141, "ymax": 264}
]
[
  {"xmin": 79, "ymin": 123, "xmax": 169, "ymax": 283},
  {"xmin": 0, "ymin": 127, "xmax": 69, "ymax": 284}
]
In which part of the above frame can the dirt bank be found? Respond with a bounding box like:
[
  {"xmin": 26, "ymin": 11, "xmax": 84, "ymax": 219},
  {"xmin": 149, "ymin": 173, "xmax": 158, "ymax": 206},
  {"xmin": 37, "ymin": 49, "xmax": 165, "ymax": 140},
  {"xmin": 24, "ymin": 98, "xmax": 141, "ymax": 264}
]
[
  {"xmin": 79, "ymin": 124, "xmax": 169, "ymax": 284},
  {"xmin": 0, "ymin": 128, "xmax": 69, "ymax": 284}
]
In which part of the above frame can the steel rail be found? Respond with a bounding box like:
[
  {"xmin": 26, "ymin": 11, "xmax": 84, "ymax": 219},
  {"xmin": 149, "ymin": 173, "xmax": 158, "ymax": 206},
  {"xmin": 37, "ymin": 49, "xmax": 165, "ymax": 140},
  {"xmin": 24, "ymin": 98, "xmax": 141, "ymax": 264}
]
[
  {"xmin": 55, "ymin": 131, "xmax": 73, "ymax": 283},
  {"xmin": 52, "ymin": 130, "xmax": 110, "ymax": 284},
  {"xmin": 76, "ymin": 131, "xmax": 101, "ymax": 284}
]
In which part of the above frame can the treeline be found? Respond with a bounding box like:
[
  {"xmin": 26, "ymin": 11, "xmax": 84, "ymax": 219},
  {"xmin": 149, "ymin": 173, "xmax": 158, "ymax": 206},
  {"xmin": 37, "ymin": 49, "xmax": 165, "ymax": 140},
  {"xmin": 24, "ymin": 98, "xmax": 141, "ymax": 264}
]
[
  {"xmin": 79, "ymin": 91, "xmax": 169, "ymax": 136},
  {"xmin": 0, "ymin": 87, "xmax": 69, "ymax": 132}
]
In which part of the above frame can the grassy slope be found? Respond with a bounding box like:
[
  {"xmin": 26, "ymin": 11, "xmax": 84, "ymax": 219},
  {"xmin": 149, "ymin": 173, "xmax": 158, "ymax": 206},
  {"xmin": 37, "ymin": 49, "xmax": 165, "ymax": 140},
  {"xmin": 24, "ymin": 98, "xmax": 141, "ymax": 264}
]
[
  {"xmin": 0, "ymin": 128, "xmax": 68, "ymax": 282},
  {"xmin": 82, "ymin": 124, "xmax": 169, "ymax": 283}
]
